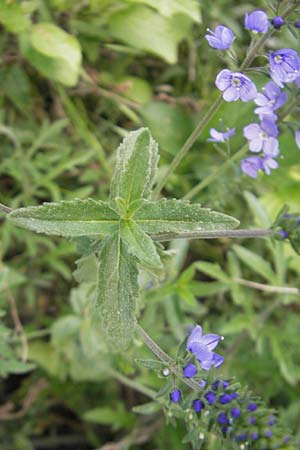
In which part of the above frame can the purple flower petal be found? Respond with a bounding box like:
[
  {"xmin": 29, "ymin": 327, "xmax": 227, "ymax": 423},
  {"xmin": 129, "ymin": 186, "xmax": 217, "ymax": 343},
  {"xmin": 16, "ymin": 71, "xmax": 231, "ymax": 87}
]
[
  {"xmin": 245, "ymin": 10, "xmax": 270, "ymax": 33},
  {"xmin": 263, "ymin": 137, "xmax": 279, "ymax": 156},
  {"xmin": 187, "ymin": 325, "xmax": 202, "ymax": 351},
  {"xmin": 212, "ymin": 352, "xmax": 224, "ymax": 368},
  {"xmin": 241, "ymin": 156, "xmax": 263, "ymax": 178},
  {"xmin": 249, "ymin": 137, "xmax": 263, "ymax": 152},
  {"xmin": 208, "ymin": 127, "xmax": 235, "ymax": 142},
  {"xmin": 270, "ymin": 49, "xmax": 300, "ymax": 86},
  {"xmin": 205, "ymin": 25, "xmax": 235, "ymax": 50},
  {"xmin": 295, "ymin": 128, "xmax": 300, "ymax": 149},
  {"xmin": 223, "ymin": 86, "xmax": 240, "ymax": 101},
  {"xmin": 200, "ymin": 333, "xmax": 221, "ymax": 351},
  {"xmin": 190, "ymin": 342, "xmax": 213, "ymax": 362},
  {"xmin": 215, "ymin": 69, "xmax": 232, "ymax": 91},
  {"xmin": 243, "ymin": 123, "xmax": 260, "ymax": 139}
]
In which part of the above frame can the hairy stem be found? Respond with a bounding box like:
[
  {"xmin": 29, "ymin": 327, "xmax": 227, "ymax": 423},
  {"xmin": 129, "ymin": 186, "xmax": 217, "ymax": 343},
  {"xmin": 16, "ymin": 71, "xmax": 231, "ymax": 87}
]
[
  {"xmin": 151, "ymin": 228, "xmax": 272, "ymax": 242},
  {"xmin": 152, "ymin": 1, "xmax": 300, "ymax": 199},
  {"xmin": 0, "ymin": 202, "xmax": 12, "ymax": 214},
  {"xmin": 136, "ymin": 324, "xmax": 202, "ymax": 392}
]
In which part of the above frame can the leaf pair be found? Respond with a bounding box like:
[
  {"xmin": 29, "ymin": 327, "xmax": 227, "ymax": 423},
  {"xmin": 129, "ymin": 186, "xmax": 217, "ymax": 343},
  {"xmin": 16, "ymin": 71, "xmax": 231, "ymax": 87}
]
[{"xmin": 7, "ymin": 128, "xmax": 239, "ymax": 350}]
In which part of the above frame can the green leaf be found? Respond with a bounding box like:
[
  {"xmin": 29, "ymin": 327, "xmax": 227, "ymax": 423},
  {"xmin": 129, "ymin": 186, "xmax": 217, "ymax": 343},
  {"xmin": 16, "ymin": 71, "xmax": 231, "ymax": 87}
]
[
  {"xmin": 132, "ymin": 401, "xmax": 162, "ymax": 415},
  {"xmin": 83, "ymin": 405, "xmax": 135, "ymax": 429},
  {"xmin": 120, "ymin": 219, "xmax": 162, "ymax": 268},
  {"xmin": 133, "ymin": 199, "xmax": 239, "ymax": 234},
  {"xmin": 126, "ymin": 0, "xmax": 201, "ymax": 22},
  {"xmin": 20, "ymin": 23, "xmax": 82, "ymax": 86},
  {"xmin": 0, "ymin": 1, "xmax": 31, "ymax": 33},
  {"xmin": 110, "ymin": 128, "xmax": 158, "ymax": 204},
  {"xmin": 96, "ymin": 233, "xmax": 139, "ymax": 350},
  {"xmin": 135, "ymin": 358, "xmax": 165, "ymax": 370},
  {"xmin": 108, "ymin": 5, "xmax": 193, "ymax": 64},
  {"xmin": 192, "ymin": 261, "xmax": 230, "ymax": 283},
  {"xmin": 7, "ymin": 199, "xmax": 119, "ymax": 237},
  {"xmin": 233, "ymin": 244, "xmax": 276, "ymax": 283}
]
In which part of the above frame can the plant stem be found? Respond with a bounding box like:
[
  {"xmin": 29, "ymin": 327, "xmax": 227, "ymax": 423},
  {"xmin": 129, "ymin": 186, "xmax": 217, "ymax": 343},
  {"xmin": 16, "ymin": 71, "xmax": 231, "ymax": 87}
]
[
  {"xmin": 0, "ymin": 202, "xmax": 12, "ymax": 214},
  {"xmin": 136, "ymin": 324, "xmax": 202, "ymax": 392},
  {"xmin": 108, "ymin": 367, "xmax": 157, "ymax": 399},
  {"xmin": 234, "ymin": 277, "xmax": 300, "ymax": 294},
  {"xmin": 151, "ymin": 227, "xmax": 272, "ymax": 242},
  {"xmin": 152, "ymin": 1, "xmax": 300, "ymax": 199},
  {"xmin": 151, "ymin": 95, "xmax": 223, "ymax": 199}
]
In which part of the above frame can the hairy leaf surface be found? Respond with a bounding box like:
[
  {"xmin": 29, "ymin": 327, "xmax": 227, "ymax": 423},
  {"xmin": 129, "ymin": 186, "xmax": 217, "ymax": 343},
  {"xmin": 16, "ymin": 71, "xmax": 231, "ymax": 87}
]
[
  {"xmin": 96, "ymin": 233, "xmax": 139, "ymax": 350},
  {"xmin": 133, "ymin": 199, "xmax": 239, "ymax": 234},
  {"xmin": 120, "ymin": 219, "xmax": 162, "ymax": 268},
  {"xmin": 7, "ymin": 199, "xmax": 119, "ymax": 237},
  {"xmin": 110, "ymin": 128, "xmax": 158, "ymax": 204}
]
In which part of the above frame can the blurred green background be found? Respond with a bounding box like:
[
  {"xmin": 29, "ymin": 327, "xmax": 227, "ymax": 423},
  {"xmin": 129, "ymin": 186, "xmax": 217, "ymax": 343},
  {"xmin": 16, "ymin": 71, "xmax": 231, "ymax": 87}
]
[{"xmin": 0, "ymin": 1, "xmax": 300, "ymax": 449}]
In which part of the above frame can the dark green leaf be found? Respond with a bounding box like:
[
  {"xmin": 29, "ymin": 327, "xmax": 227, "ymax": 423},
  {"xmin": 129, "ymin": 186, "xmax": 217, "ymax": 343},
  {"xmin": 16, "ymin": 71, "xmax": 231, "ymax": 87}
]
[
  {"xmin": 7, "ymin": 199, "xmax": 119, "ymax": 237},
  {"xmin": 120, "ymin": 219, "xmax": 162, "ymax": 268},
  {"xmin": 110, "ymin": 128, "xmax": 158, "ymax": 204},
  {"xmin": 96, "ymin": 233, "xmax": 139, "ymax": 350},
  {"xmin": 134, "ymin": 199, "xmax": 239, "ymax": 234}
]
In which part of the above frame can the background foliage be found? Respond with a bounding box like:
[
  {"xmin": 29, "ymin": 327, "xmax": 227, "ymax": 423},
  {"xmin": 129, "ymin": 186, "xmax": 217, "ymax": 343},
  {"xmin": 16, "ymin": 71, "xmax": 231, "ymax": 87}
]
[{"xmin": 0, "ymin": 0, "xmax": 300, "ymax": 449}]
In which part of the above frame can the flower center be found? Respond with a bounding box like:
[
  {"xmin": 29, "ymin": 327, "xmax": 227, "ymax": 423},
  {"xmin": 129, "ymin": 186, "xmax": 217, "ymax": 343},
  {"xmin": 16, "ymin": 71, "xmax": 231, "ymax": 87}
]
[
  {"xmin": 259, "ymin": 131, "xmax": 268, "ymax": 140},
  {"xmin": 232, "ymin": 77, "xmax": 241, "ymax": 88},
  {"xmin": 274, "ymin": 55, "xmax": 282, "ymax": 64}
]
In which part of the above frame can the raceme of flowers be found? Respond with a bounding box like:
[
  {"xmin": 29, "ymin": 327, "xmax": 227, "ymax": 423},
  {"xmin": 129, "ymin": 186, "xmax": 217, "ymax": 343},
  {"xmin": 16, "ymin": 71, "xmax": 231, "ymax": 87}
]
[
  {"xmin": 165, "ymin": 325, "xmax": 292, "ymax": 450},
  {"xmin": 205, "ymin": 8, "xmax": 300, "ymax": 179}
]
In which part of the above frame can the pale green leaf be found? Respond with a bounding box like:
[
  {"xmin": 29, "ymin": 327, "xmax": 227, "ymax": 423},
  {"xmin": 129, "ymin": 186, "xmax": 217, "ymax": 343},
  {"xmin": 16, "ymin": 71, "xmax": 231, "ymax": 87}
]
[
  {"xmin": 108, "ymin": 5, "xmax": 193, "ymax": 64},
  {"xmin": 135, "ymin": 359, "xmax": 165, "ymax": 370},
  {"xmin": 96, "ymin": 233, "xmax": 139, "ymax": 350},
  {"xmin": 126, "ymin": 0, "xmax": 201, "ymax": 22},
  {"xmin": 20, "ymin": 23, "xmax": 82, "ymax": 86},
  {"xmin": 193, "ymin": 261, "xmax": 230, "ymax": 283},
  {"xmin": 7, "ymin": 199, "xmax": 119, "ymax": 237},
  {"xmin": 233, "ymin": 244, "xmax": 276, "ymax": 283},
  {"xmin": 0, "ymin": 1, "xmax": 31, "ymax": 33},
  {"xmin": 132, "ymin": 401, "xmax": 162, "ymax": 415},
  {"xmin": 133, "ymin": 199, "xmax": 239, "ymax": 234},
  {"xmin": 120, "ymin": 219, "xmax": 162, "ymax": 268},
  {"xmin": 110, "ymin": 128, "xmax": 158, "ymax": 204}
]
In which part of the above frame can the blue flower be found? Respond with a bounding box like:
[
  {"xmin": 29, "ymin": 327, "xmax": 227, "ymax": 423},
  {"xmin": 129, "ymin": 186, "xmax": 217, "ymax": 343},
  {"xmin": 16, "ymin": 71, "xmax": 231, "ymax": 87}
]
[
  {"xmin": 216, "ymin": 69, "xmax": 257, "ymax": 102},
  {"xmin": 235, "ymin": 432, "xmax": 248, "ymax": 442},
  {"xmin": 217, "ymin": 412, "xmax": 228, "ymax": 425},
  {"xmin": 247, "ymin": 403, "xmax": 258, "ymax": 412},
  {"xmin": 251, "ymin": 432, "xmax": 259, "ymax": 440},
  {"xmin": 193, "ymin": 399, "xmax": 205, "ymax": 412},
  {"xmin": 249, "ymin": 416, "xmax": 257, "ymax": 425},
  {"xmin": 272, "ymin": 16, "xmax": 285, "ymax": 29},
  {"xmin": 254, "ymin": 81, "xmax": 287, "ymax": 119},
  {"xmin": 241, "ymin": 156, "xmax": 263, "ymax": 178},
  {"xmin": 262, "ymin": 155, "xmax": 279, "ymax": 175},
  {"xmin": 295, "ymin": 20, "xmax": 300, "ymax": 29},
  {"xmin": 295, "ymin": 128, "xmax": 300, "ymax": 149},
  {"xmin": 268, "ymin": 416, "xmax": 276, "ymax": 426},
  {"xmin": 219, "ymin": 393, "xmax": 232, "ymax": 404},
  {"xmin": 231, "ymin": 407, "xmax": 241, "ymax": 419},
  {"xmin": 204, "ymin": 391, "xmax": 216, "ymax": 404},
  {"xmin": 170, "ymin": 389, "xmax": 181, "ymax": 403},
  {"xmin": 230, "ymin": 392, "xmax": 239, "ymax": 399},
  {"xmin": 212, "ymin": 379, "xmax": 229, "ymax": 390},
  {"xmin": 245, "ymin": 10, "xmax": 270, "ymax": 33},
  {"xmin": 269, "ymin": 49, "xmax": 300, "ymax": 87},
  {"xmin": 207, "ymin": 127, "xmax": 235, "ymax": 142},
  {"xmin": 205, "ymin": 25, "xmax": 235, "ymax": 50},
  {"xmin": 186, "ymin": 325, "xmax": 224, "ymax": 370},
  {"xmin": 266, "ymin": 430, "xmax": 273, "ymax": 438},
  {"xmin": 183, "ymin": 363, "xmax": 197, "ymax": 378},
  {"xmin": 243, "ymin": 118, "xmax": 279, "ymax": 156}
]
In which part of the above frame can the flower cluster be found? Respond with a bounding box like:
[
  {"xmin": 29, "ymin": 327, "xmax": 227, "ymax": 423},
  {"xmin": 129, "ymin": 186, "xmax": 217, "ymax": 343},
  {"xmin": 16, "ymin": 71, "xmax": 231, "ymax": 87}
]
[
  {"xmin": 204, "ymin": 8, "xmax": 300, "ymax": 178},
  {"xmin": 165, "ymin": 325, "xmax": 293, "ymax": 450}
]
